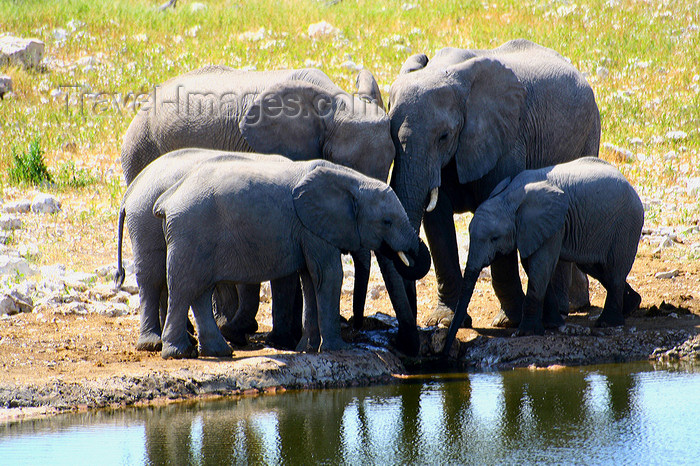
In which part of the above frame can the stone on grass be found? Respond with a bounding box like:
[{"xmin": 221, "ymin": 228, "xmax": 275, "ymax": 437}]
[
  {"xmin": 31, "ymin": 194, "xmax": 61, "ymax": 214},
  {"xmin": 0, "ymin": 255, "xmax": 37, "ymax": 277},
  {"xmin": 686, "ymin": 177, "xmax": 700, "ymax": 196},
  {"xmin": 0, "ymin": 36, "xmax": 45, "ymax": 69},
  {"xmin": 308, "ymin": 21, "xmax": 339, "ymax": 39},
  {"xmin": 655, "ymin": 269, "xmax": 679, "ymax": 280},
  {"xmin": 665, "ymin": 130, "xmax": 688, "ymax": 141},
  {"xmin": 0, "ymin": 290, "xmax": 33, "ymax": 315},
  {"xmin": 0, "ymin": 75, "xmax": 12, "ymax": 98},
  {"xmin": 190, "ymin": 2, "xmax": 207, "ymax": 12},
  {"xmin": 0, "ymin": 215, "xmax": 22, "ymax": 230}
]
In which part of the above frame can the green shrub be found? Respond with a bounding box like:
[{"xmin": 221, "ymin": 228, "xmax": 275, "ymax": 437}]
[
  {"xmin": 7, "ymin": 139, "xmax": 52, "ymax": 185},
  {"xmin": 54, "ymin": 160, "xmax": 98, "ymax": 188}
]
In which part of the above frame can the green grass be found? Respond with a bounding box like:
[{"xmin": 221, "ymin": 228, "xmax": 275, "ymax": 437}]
[
  {"xmin": 7, "ymin": 138, "xmax": 52, "ymax": 185},
  {"xmin": 0, "ymin": 0, "xmax": 698, "ymax": 267}
]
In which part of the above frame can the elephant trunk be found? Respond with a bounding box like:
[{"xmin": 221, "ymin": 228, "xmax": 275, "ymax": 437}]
[{"xmin": 442, "ymin": 268, "xmax": 480, "ymax": 356}]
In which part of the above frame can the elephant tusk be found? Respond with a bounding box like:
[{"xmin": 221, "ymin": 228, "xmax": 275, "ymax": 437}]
[
  {"xmin": 398, "ymin": 251, "xmax": 411, "ymax": 267},
  {"xmin": 426, "ymin": 187, "xmax": 439, "ymax": 212}
]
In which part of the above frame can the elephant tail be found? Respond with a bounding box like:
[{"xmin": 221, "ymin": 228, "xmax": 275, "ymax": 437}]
[{"xmin": 114, "ymin": 205, "xmax": 126, "ymax": 290}]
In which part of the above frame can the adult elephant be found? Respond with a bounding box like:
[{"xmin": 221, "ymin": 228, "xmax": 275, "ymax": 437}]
[
  {"xmin": 386, "ymin": 39, "xmax": 601, "ymax": 327},
  {"xmin": 120, "ymin": 65, "xmax": 419, "ymax": 351}
]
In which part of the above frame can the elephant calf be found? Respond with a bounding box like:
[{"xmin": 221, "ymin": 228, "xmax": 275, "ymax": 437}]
[
  {"xmin": 116, "ymin": 149, "xmax": 294, "ymax": 354},
  {"xmin": 153, "ymin": 157, "xmax": 430, "ymax": 358},
  {"xmin": 443, "ymin": 158, "xmax": 644, "ymax": 354}
]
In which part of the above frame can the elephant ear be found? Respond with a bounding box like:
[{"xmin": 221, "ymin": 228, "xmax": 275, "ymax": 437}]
[
  {"xmin": 292, "ymin": 165, "xmax": 362, "ymax": 252},
  {"xmin": 356, "ymin": 69, "xmax": 384, "ymax": 110},
  {"xmin": 451, "ymin": 57, "xmax": 526, "ymax": 184},
  {"xmin": 240, "ymin": 81, "xmax": 329, "ymax": 160},
  {"xmin": 400, "ymin": 53, "xmax": 429, "ymax": 74},
  {"xmin": 512, "ymin": 181, "xmax": 569, "ymax": 259},
  {"xmin": 487, "ymin": 176, "xmax": 512, "ymax": 200}
]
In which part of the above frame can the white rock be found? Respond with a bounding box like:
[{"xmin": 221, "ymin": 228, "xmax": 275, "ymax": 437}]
[
  {"xmin": 342, "ymin": 278, "xmax": 354, "ymax": 295},
  {"xmin": 64, "ymin": 271, "xmax": 98, "ymax": 289},
  {"xmin": 40, "ymin": 264, "xmax": 66, "ymax": 279},
  {"xmin": 238, "ymin": 27, "xmax": 266, "ymax": 42},
  {"xmin": 0, "ymin": 255, "xmax": 37, "ymax": 277},
  {"xmin": 304, "ymin": 59, "xmax": 322, "ymax": 68},
  {"xmin": 190, "ymin": 2, "xmax": 207, "ymax": 12},
  {"xmin": 596, "ymin": 66, "xmax": 609, "ymax": 79},
  {"xmin": 0, "ymin": 36, "xmax": 45, "ymax": 69},
  {"xmin": 655, "ymin": 269, "xmax": 679, "ymax": 279},
  {"xmin": 51, "ymin": 28, "xmax": 68, "ymax": 43},
  {"xmin": 76, "ymin": 55, "xmax": 96, "ymax": 67},
  {"xmin": 665, "ymin": 130, "xmax": 688, "ymax": 140},
  {"xmin": 30, "ymin": 193, "xmax": 61, "ymax": 214},
  {"xmin": 3, "ymin": 200, "xmax": 31, "ymax": 213},
  {"xmin": 663, "ymin": 150, "xmax": 677, "ymax": 161},
  {"xmin": 59, "ymin": 302, "xmax": 89, "ymax": 315},
  {"xmin": 0, "ymin": 74, "xmax": 12, "ymax": 97},
  {"xmin": 627, "ymin": 137, "xmax": 644, "ymax": 146},
  {"xmin": 401, "ymin": 3, "xmax": 418, "ymax": 10},
  {"xmin": 686, "ymin": 177, "xmax": 700, "ymax": 196},
  {"xmin": 128, "ymin": 293, "xmax": 140, "ymax": 310},
  {"xmin": 17, "ymin": 244, "xmax": 39, "ymax": 260},
  {"xmin": 0, "ymin": 215, "xmax": 22, "ymax": 230},
  {"xmin": 340, "ymin": 60, "xmax": 363, "ymax": 72},
  {"xmin": 308, "ymin": 21, "xmax": 339, "ymax": 39}
]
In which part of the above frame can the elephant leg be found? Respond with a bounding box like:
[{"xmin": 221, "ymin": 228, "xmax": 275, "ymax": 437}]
[
  {"xmin": 219, "ymin": 284, "xmax": 260, "ymax": 347},
  {"xmin": 568, "ymin": 265, "xmax": 590, "ymax": 311},
  {"xmin": 266, "ymin": 274, "xmax": 302, "ymax": 350},
  {"xmin": 622, "ymin": 282, "xmax": 641, "ymax": 316},
  {"xmin": 159, "ymin": 288, "xmax": 196, "ymax": 346},
  {"xmin": 490, "ymin": 251, "xmax": 525, "ymax": 328},
  {"xmin": 297, "ymin": 269, "xmax": 321, "ymax": 352},
  {"xmin": 136, "ymin": 283, "xmax": 163, "ymax": 352},
  {"xmin": 376, "ymin": 253, "xmax": 420, "ymax": 356},
  {"xmin": 212, "ymin": 283, "xmax": 240, "ymax": 329},
  {"xmin": 595, "ymin": 272, "xmax": 626, "ymax": 328},
  {"xmin": 514, "ymin": 237, "xmax": 561, "ymax": 336},
  {"xmin": 306, "ymin": 252, "xmax": 347, "ymax": 352},
  {"xmin": 191, "ymin": 289, "xmax": 232, "ymax": 357},
  {"xmin": 161, "ymin": 292, "xmax": 198, "ymax": 359},
  {"xmin": 422, "ymin": 194, "xmax": 464, "ymax": 327},
  {"xmin": 543, "ymin": 260, "xmax": 572, "ymax": 324},
  {"xmin": 350, "ymin": 249, "xmax": 371, "ymax": 330}
]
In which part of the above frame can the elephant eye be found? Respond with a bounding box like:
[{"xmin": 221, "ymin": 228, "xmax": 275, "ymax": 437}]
[
  {"xmin": 383, "ymin": 218, "xmax": 393, "ymax": 227},
  {"xmin": 437, "ymin": 132, "xmax": 449, "ymax": 144},
  {"xmin": 490, "ymin": 236, "xmax": 499, "ymax": 243}
]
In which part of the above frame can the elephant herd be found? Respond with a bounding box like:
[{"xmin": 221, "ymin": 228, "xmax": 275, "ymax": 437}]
[{"xmin": 116, "ymin": 39, "xmax": 644, "ymax": 359}]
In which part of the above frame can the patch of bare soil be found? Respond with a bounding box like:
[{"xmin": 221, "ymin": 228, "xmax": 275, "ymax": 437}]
[{"xmin": 0, "ymin": 243, "xmax": 698, "ymax": 422}]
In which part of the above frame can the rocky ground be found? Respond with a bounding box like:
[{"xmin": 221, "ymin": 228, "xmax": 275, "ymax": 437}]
[{"xmin": 0, "ymin": 189, "xmax": 698, "ymax": 423}]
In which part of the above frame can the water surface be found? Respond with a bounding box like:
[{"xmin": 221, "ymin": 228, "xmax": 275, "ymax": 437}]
[{"xmin": 2, "ymin": 362, "xmax": 698, "ymax": 464}]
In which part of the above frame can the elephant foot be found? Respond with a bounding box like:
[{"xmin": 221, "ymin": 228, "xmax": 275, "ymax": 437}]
[
  {"xmin": 199, "ymin": 336, "xmax": 233, "ymax": 357},
  {"xmin": 513, "ymin": 321, "xmax": 544, "ymax": 337},
  {"xmin": 265, "ymin": 331, "xmax": 299, "ymax": 351},
  {"xmin": 319, "ymin": 337, "xmax": 351, "ymax": 352},
  {"xmin": 161, "ymin": 341, "xmax": 199, "ymax": 359},
  {"xmin": 219, "ymin": 325, "xmax": 249, "ymax": 347},
  {"xmin": 623, "ymin": 287, "xmax": 642, "ymax": 316},
  {"xmin": 595, "ymin": 314, "xmax": 625, "ymax": 328},
  {"xmin": 393, "ymin": 326, "xmax": 420, "ymax": 357},
  {"xmin": 296, "ymin": 335, "xmax": 320, "ymax": 353},
  {"xmin": 542, "ymin": 312, "xmax": 565, "ymax": 329},
  {"xmin": 136, "ymin": 332, "xmax": 162, "ymax": 352},
  {"xmin": 491, "ymin": 309, "xmax": 520, "ymax": 328}
]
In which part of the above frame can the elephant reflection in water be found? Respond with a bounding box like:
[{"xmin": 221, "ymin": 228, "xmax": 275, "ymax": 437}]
[{"xmin": 498, "ymin": 368, "xmax": 636, "ymax": 442}]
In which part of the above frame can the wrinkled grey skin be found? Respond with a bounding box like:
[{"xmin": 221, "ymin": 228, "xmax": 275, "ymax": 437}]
[
  {"xmin": 387, "ymin": 39, "xmax": 601, "ymax": 328},
  {"xmin": 116, "ymin": 149, "xmax": 294, "ymax": 354},
  {"xmin": 120, "ymin": 66, "xmax": 396, "ymax": 347},
  {"xmin": 443, "ymin": 158, "xmax": 644, "ymax": 354},
  {"xmin": 152, "ymin": 158, "xmax": 427, "ymax": 359}
]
